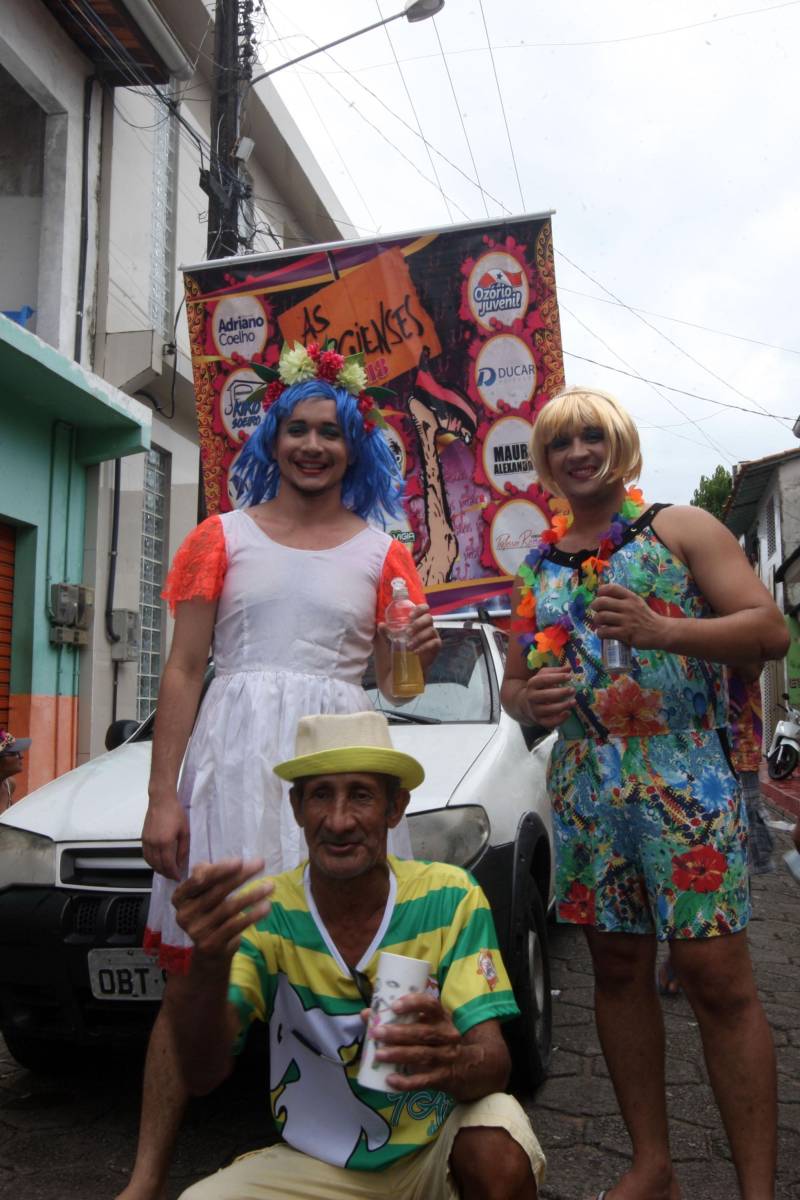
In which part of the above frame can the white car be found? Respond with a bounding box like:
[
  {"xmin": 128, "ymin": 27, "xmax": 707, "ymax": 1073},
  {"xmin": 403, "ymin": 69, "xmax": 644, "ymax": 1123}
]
[{"xmin": 0, "ymin": 616, "xmax": 555, "ymax": 1090}]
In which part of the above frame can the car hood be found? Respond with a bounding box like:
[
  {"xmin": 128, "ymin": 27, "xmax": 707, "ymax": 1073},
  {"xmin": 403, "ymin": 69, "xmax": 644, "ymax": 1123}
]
[
  {"xmin": 0, "ymin": 724, "xmax": 497, "ymax": 842},
  {"xmin": 391, "ymin": 723, "xmax": 495, "ymax": 813},
  {"xmin": 0, "ymin": 742, "xmax": 153, "ymax": 842}
]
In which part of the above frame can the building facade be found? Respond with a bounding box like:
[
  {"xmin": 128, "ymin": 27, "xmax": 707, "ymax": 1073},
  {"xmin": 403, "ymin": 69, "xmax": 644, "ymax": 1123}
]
[
  {"xmin": 724, "ymin": 447, "xmax": 800, "ymax": 742},
  {"xmin": 0, "ymin": 0, "xmax": 346, "ymax": 794}
]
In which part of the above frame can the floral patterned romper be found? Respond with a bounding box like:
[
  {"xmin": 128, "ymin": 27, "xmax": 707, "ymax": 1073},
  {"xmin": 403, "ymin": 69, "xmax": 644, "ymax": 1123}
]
[{"xmin": 535, "ymin": 504, "xmax": 750, "ymax": 940}]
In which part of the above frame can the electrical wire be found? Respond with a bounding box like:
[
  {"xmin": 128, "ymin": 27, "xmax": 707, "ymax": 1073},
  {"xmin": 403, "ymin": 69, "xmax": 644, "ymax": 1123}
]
[
  {"xmin": 557, "ymin": 250, "xmax": 784, "ymax": 426},
  {"xmin": 264, "ymin": 0, "xmax": 512, "ymax": 215},
  {"xmin": 112, "ymin": 98, "xmax": 170, "ymax": 132},
  {"xmin": 560, "ymin": 302, "xmax": 737, "ymax": 461},
  {"xmin": 299, "ymin": 67, "xmax": 472, "ymax": 221},
  {"xmin": 559, "ymin": 288, "xmax": 800, "ymax": 357},
  {"xmin": 265, "ymin": 15, "xmax": 791, "ymax": 430},
  {"xmin": 431, "ymin": 15, "xmax": 489, "ymax": 220},
  {"xmin": 63, "ymin": 0, "xmax": 246, "ymax": 202},
  {"xmin": 72, "ymin": 0, "xmax": 794, "ymax": 455},
  {"xmin": 108, "ymin": 91, "xmax": 215, "ymax": 238},
  {"xmin": 308, "ymin": 0, "xmax": 800, "ymax": 73},
  {"xmin": 562, "ymin": 352, "xmax": 795, "ymax": 421},
  {"xmin": 257, "ymin": 8, "xmax": 791, "ymax": 442},
  {"xmin": 477, "ymin": 0, "xmax": 525, "ymax": 211},
  {"xmin": 65, "ymin": 0, "xmax": 317, "ymax": 255},
  {"xmin": 374, "ymin": 0, "xmax": 453, "ymax": 223},
  {"xmin": 487, "ymin": 0, "xmax": 800, "ymax": 49},
  {"xmin": 261, "ymin": 10, "xmax": 381, "ymax": 235}
]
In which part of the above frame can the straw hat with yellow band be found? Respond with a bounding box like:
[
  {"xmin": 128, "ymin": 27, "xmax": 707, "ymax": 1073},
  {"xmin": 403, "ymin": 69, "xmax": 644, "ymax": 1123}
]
[{"xmin": 273, "ymin": 711, "xmax": 424, "ymax": 791}]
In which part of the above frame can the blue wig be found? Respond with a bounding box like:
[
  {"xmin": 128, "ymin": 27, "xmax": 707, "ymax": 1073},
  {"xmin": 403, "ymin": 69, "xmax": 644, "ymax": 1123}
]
[{"xmin": 230, "ymin": 378, "xmax": 405, "ymax": 523}]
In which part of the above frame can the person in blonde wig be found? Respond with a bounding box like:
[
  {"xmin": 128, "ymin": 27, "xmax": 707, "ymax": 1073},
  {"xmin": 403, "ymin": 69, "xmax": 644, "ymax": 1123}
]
[
  {"xmin": 502, "ymin": 385, "xmax": 787, "ymax": 1199},
  {"xmin": 530, "ymin": 386, "xmax": 642, "ymax": 496}
]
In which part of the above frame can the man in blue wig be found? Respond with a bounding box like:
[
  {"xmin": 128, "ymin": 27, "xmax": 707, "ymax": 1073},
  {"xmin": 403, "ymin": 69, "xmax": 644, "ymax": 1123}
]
[{"xmin": 119, "ymin": 343, "xmax": 440, "ymax": 1200}]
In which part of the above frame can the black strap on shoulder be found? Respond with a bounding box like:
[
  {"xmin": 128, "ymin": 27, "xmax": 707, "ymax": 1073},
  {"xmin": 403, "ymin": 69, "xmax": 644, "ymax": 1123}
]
[{"xmin": 615, "ymin": 502, "xmax": 671, "ymax": 550}]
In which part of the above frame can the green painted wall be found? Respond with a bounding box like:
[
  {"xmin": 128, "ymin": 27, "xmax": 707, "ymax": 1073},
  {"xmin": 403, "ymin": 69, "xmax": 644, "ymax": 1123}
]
[
  {"xmin": 785, "ymin": 615, "xmax": 800, "ymax": 706},
  {"xmin": 0, "ymin": 406, "xmax": 85, "ymax": 698}
]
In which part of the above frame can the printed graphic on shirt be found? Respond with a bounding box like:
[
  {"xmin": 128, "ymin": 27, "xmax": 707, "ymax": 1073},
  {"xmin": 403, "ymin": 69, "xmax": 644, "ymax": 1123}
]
[
  {"xmin": 270, "ymin": 974, "xmax": 390, "ymax": 1167},
  {"xmin": 229, "ymin": 857, "xmax": 520, "ymax": 1171}
]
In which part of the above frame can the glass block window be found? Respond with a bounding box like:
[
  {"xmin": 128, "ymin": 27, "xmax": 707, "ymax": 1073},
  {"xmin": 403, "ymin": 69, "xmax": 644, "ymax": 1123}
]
[
  {"xmin": 762, "ymin": 659, "xmax": 777, "ymax": 750},
  {"xmin": 150, "ymin": 84, "xmax": 178, "ymax": 341},
  {"xmin": 765, "ymin": 495, "xmax": 777, "ymax": 559},
  {"xmin": 137, "ymin": 448, "xmax": 170, "ymax": 720}
]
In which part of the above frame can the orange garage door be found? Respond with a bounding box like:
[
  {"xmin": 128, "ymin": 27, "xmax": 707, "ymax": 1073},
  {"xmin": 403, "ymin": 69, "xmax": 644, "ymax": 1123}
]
[{"xmin": 0, "ymin": 524, "xmax": 14, "ymax": 729}]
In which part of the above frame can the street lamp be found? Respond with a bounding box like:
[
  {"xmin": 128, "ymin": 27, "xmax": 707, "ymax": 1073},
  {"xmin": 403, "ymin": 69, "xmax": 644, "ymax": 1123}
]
[{"xmin": 249, "ymin": 0, "xmax": 445, "ymax": 88}]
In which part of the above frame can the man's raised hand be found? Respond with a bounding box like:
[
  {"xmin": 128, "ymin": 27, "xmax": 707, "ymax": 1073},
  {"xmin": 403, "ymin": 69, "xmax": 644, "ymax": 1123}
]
[{"xmin": 172, "ymin": 858, "xmax": 273, "ymax": 967}]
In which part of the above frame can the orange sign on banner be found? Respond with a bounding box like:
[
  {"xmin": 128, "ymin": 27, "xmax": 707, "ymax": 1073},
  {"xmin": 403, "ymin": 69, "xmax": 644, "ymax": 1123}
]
[{"xmin": 278, "ymin": 248, "xmax": 441, "ymax": 386}]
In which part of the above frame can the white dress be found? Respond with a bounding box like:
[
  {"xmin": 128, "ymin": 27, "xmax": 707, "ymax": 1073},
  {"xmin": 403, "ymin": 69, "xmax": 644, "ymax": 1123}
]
[{"xmin": 144, "ymin": 509, "xmax": 418, "ymax": 969}]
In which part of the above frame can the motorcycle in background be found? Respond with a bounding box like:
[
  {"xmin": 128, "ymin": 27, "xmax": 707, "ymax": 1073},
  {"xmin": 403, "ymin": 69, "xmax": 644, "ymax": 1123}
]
[{"xmin": 766, "ymin": 692, "xmax": 800, "ymax": 780}]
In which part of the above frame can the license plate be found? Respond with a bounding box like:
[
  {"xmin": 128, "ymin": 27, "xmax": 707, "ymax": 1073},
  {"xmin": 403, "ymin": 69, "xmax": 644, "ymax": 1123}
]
[{"xmin": 88, "ymin": 948, "xmax": 166, "ymax": 1001}]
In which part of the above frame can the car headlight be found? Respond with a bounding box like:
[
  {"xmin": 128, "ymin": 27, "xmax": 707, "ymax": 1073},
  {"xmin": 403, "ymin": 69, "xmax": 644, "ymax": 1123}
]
[
  {"xmin": 407, "ymin": 805, "xmax": 490, "ymax": 868},
  {"xmin": 0, "ymin": 826, "xmax": 57, "ymax": 887}
]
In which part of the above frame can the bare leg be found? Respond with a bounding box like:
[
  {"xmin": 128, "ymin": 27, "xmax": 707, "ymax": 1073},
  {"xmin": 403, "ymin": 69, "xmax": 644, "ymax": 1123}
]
[
  {"xmin": 670, "ymin": 931, "xmax": 776, "ymax": 1200},
  {"xmin": 584, "ymin": 929, "xmax": 679, "ymax": 1200},
  {"xmin": 116, "ymin": 1000, "xmax": 188, "ymax": 1200},
  {"xmin": 450, "ymin": 1127, "xmax": 538, "ymax": 1200}
]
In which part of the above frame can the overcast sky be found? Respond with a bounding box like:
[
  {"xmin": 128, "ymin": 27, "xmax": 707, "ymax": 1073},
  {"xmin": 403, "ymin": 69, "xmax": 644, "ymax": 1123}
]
[{"xmin": 254, "ymin": 0, "xmax": 800, "ymax": 504}]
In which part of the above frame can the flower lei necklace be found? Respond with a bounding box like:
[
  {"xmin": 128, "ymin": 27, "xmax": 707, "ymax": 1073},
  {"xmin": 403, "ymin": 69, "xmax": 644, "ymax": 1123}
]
[
  {"xmin": 515, "ymin": 486, "xmax": 646, "ymax": 669},
  {"xmin": 236, "ymin": 340, "xmax": 392, "ymax": 434}
]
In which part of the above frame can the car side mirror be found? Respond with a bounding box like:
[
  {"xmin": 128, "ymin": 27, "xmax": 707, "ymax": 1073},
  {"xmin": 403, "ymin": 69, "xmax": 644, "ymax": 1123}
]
[{"xmin": 105, "ymin": 719, "xmax": 140, "ymax": 751}]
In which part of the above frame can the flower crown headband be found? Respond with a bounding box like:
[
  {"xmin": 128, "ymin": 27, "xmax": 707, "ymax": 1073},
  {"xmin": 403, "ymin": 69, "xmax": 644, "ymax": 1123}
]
[{"xmin": 241, "ymin": 341, "xmax": 393, "ymax": 434}]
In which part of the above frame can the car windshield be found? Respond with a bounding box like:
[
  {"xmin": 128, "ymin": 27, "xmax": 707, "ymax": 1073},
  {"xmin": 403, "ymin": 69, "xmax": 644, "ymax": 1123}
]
[
  {"xmin": 131, "ymin": 633, "xmax": 494, "ymax": 739},
  {"xmin": 364, "ymin": 628, "xmax": 494, "ymax": 724}
]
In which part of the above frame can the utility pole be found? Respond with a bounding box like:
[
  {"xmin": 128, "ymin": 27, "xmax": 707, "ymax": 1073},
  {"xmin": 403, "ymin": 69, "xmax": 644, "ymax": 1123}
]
[
  {"xmin": 197, "ymin": 1, "xmax": 256, "ymax": 521},
  {"xmin": 204, "ymin": 0, "xmax": 242, "ymax": 259}
]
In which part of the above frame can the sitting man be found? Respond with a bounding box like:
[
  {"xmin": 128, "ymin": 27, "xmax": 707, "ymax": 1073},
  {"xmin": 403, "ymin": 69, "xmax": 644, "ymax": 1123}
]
[{"xmin": 165, "ymin": 710, "xmax": 545, "ymax": 1199}]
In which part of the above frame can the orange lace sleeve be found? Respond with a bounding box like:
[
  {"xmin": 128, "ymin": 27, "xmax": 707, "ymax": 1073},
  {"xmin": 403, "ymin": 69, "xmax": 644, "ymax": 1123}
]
[
  {"xmin": 376, "ymin": 539, "xmax": 426, "ymax": 622},
  {"xmin": 161, "ymin": 516, "xmax": 227, "ymax": 615}
]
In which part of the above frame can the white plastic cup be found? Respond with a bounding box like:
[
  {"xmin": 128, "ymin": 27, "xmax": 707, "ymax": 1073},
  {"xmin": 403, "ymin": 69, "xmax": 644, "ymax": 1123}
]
[{"xmin": 357, "ymin": 951, "xmax": 431, "ymax": 1092}]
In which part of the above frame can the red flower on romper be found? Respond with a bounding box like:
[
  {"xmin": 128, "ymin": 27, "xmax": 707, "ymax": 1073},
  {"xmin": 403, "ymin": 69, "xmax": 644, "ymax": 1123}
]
[
  {"xmin": 559, "ymin": 881, "xmax": 596, "ymax": 924},
  {"xmin": 671, "ymin": 845, "xmax": 727, "ymax": 893}
]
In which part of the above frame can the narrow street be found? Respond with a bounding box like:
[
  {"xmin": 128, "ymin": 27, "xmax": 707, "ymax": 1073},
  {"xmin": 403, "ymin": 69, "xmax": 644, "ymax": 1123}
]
[{"xmin": 0, "ymin": 815, "xmax": 796, "ymax": 1199}]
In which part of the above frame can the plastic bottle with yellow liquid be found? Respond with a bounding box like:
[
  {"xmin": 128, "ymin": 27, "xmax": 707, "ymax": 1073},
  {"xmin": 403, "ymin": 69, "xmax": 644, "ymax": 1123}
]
[{"xmin": 384, "ymin": 578, "xmax": 425, "ymax": 698}]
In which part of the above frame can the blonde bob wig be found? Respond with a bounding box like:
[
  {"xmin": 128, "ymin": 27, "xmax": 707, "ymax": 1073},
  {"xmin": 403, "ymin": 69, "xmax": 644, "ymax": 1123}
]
[{"xmin": 531, "ymin": 386, "xmax": 642, "ymax": 497}]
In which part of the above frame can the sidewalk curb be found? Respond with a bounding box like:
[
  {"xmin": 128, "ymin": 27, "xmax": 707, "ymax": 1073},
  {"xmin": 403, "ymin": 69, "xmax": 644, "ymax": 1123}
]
[
  {"xmin": 760, "ymin": 778, "xmax": 800, "ymax": 819},
  {"xmin": 758, "ymin": 766, "xmax": 800, "ymax": 821}
]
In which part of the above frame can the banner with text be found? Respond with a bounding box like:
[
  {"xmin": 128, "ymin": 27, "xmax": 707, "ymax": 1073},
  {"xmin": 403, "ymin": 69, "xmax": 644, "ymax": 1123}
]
[{"xmin": 183, "ymin": 214, "xmax": 565, "ymax": 609}]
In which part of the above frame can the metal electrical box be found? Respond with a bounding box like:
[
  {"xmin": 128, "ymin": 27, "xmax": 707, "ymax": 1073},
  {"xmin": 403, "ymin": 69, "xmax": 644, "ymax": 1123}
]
[
  {"xmin": 49, "ymin": 584, "xmax": 94, "ymax": 647},
  {"xmin": 51, "ymin": 583, "xmax": 78, "ymax": 626},
  {"xmin": 110, "ymin": 609, "xmax": 141, "ymax": 662}
]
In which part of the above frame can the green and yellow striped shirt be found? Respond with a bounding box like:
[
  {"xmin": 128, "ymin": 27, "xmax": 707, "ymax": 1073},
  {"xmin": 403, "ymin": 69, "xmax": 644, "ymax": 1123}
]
[{"xmin": 229, "ymin": 856, "xmax": 518, "ymax": 1171}]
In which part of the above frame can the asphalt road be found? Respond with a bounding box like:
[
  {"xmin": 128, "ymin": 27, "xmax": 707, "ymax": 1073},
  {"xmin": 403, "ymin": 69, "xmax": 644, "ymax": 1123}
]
[{"xmin": 0, "ymin": 819, "xmax": 797, "ymax": 1199}]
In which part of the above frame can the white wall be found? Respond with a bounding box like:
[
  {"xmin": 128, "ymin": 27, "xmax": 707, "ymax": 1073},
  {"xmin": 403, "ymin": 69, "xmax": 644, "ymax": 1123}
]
[
  {"xmin": 777, "ymin": 457, "xmax": 800, "ymax": 571},
  {"xmin": 79, "ymin": 403, "xmax": 200, "ymax": 758},
  {"xmin": 7, "ymin": 0, "xmax": 348, "ymax": 761},
  {"xmin": 105, "ymin": 90, "xmax": 159, "ymax": 338},
  {"xmin": 0, "ymin": 0, "xmax": 100, "ymax": 359},
  {"xmin": 0, "ymin": 66, "xmax": 44, "ymax": 320},
  {"xmin": 0, "ymin": 197, "xmax": 41, "ymax": 316}
]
